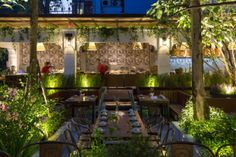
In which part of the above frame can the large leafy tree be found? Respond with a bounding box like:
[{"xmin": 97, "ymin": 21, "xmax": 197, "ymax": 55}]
[
  {"xmin": 148, "ymin": 0, "xmax": 236, "ymax": 84},
  {"xmin": 148, "ymin": 0, "xmax": 236, "ymax": 120}
]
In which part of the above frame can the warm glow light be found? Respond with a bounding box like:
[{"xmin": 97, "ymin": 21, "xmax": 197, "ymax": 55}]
[
  {"xmin": 224, "ymin": 85, "xmax": 235, "ymax": 95},
  {"xmin": 132, "ymin": 42, "xmax": 143, "ymax": 50},
  {"xmin": 87, "ymin": 42, "xmax": 97, "ymax": 51},
  {"xmin": 37, "ymin": 43, "xmax": 46, "ymax": 52},
  {"xmin": 118, "ymin": 111, "xmax": 125, "ymax": 117},
  {"xmin": 228, "ymin": 42, "xmax": 236, "ymax": 50}
]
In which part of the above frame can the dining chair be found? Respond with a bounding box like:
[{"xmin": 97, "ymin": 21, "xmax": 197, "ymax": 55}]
[
  {"xmin": 128, "ymin": 90, "xmax": 137, "ymax": 111},
  {"xmin": 216, "ymin": 143, "xmax": 236, "ymax": 157},
  {"xmin": 150, "ymin": 124, "xmax": 175, "ymax": 148},
  {"xmin": 0, "ymin": 150, "xmax": 10, "ymax": 157},
  {"xmin": 18, "ymin": 141, "xmax": 81, "ymax": 157},
  {"xmin": 68, "ymin": 118, "xmax": 92, "ymax": 149},
  {"xmin": 156, "ymin": 141, "xmax": 215, "ymax": 157}
]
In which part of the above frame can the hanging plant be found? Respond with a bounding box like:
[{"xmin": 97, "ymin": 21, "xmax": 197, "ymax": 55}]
[
  {"xmin": 77, "ymin": 25, "xmax": 90, "ymax": 40},
  {"xmin": 128, "ymin": 26, "xmax": 139, "ymax": 41},
  {"xmin": 19, "ymin": 27, "xmax": 29, "ymax": 41},
  {"xmin": 97, "ymin": 26, "xmax": 115, "ymax": 41},
  {"xmin": 0, "ymin": 26, "xmax": 15, "ymax": 38}
]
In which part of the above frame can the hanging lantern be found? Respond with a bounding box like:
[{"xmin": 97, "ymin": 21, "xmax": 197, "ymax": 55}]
[
  {"xmin": 37, "ymin": 43, "xmax": 45, "ymax": 52},
  {"xmin": 87, "ymin": 42, "xmax": 97, "ymax": 51},
  {"xmin": 132, "ymin": 42, "xmax": 143, "ymax": 50}
]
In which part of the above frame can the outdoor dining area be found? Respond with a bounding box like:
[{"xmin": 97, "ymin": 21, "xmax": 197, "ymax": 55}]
[
  {"xmin": 0, "ymin": 86, "xmax": 229, "ymax": 157},
  {"xmin": 1, "ymin": 0, "xmax": 236, "ymax": 156}
]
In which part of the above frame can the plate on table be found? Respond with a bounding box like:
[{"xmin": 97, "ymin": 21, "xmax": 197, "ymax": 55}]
[
  {"xmin": 150, "ymin": 96, "xmax": 158, "ymax": 100},
  {"xmin": 99, "ymin": 121, "xmax": 107, "ymax": 127},
  {"xmin": 130, "ymin": 116, "xmax": 137, "ymax": 122},
  {"xmin": 128, "ymin": 109, "xmax": 134, "ymax": 113},
  {"xmin": 131, "ymin": 128, "xmax": 141, "ymax": 134},
  {"xmin": 132, "ymin": 122, "xmax": 141, "ymax": 127},
  {"xmin": 101, "ymin": 111, "xmax": 108, "ymax": 116},
  {"xmin": 101, "ymin": 109, "xmax": 108, "ymax": 113},
  {"xmin": 128, "ymin": 112, "xmax": 135, "ymax": 116},
  {"xmin": 100, "ymin": 116, "xmax": 108, "ymax": 121}
]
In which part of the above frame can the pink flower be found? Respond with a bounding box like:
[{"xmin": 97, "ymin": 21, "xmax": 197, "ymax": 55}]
[{"xmin": 0, "ymin": 104, "xmax": 8, "ymax": 112}]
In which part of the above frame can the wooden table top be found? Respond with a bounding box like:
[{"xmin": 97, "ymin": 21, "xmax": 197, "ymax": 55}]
[
  {"xmin": 65, "ymin": 95, "xmax": 97, "ymax": 103},
  {"xmin": 138, "ymin": 95, "xmax": 169, "ymax": 104},
  {"xmin": 93, "ymin": 110, "xmax": 148, "ymax": 139}
]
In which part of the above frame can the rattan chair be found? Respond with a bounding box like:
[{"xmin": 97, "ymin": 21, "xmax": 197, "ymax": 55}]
[
  {"xmin": 19, "ymin": 141, "xmax": 81, "ymax": 157},
  {"xmin": 0, "ymin": 150, "xmax": 10, "ymax": 157},
  {"xmin": 156, "ymin": 141, "xmax": 215, "ymax": 157},
  {"xmin": 128, "ymin": 91, "xmax": 137, "ymax": 110},
  {"xmin": 216, "ymin": 143, "xmax": 236, "ymax": 157},
  {"xmin": 150, "ymin": 125, "xmax": 175, "ymax": 148},
  {"xmin": 65, "ymin": 119, "xmax": 92, "ymax": 150}
]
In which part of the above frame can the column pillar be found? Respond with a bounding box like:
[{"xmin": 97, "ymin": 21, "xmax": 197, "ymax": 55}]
[{"xmin": 63, "ymin": 29, "xmax": 76, "ymax": 76}]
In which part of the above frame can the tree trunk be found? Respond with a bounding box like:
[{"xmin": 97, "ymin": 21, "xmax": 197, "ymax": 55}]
[
  {"xmin": 28, "ymin": 0, "xmax": 48, "ymax": 104},
  {"xmin": 221, "ymin": 42, "xmax": 236, "ymax": 85},
  {"xmin": 29, "ymin": 0, "xmax": 39, "ymax": 85},
  {"xmin": 191, "ymin": 0, "xmax": 209, "ymax": 120}
]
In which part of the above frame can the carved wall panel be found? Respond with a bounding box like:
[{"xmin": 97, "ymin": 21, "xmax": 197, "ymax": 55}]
[
  {"xmin": 19, "ymin": 43, "xmax": 64, "ymax": 71},
  {"xmin": 79, "ymin": 43, "xmax": 156, "ymax": 72}
]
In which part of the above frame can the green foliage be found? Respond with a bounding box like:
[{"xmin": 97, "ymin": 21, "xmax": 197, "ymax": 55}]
[
  {"xmin": 81, "ymin": 131, "xmax": 157, "ymax": 157},
  {"xmin": 0, "ymin": 26, "xmax": 14, "ymax": 38},
  {"xmin": 148, "ymin": 0, "xmax": 236, "ymax": 46},
  {"xmin": 0, "ymin": 26, "xmax": 57, "ymax": 42},
  {"xmin": 148, "ymin": 0, "xmax": 236, "ymax": 84},
  {"xmin": 179, "ymin": 99, "xmax": 236, "ymax": 155},
  {"xmin": 75, "ymin": 73, "xmax": 102, "ymax": 88},
  {"xmin": 136, "ymin": 74, "xmax": 159, "ymax": 87},
  {"xmin": 98, "ymin": 26, "xmax": 116, "ymax": 41},
  {"xmin": 0, "ymin": 85, "xmax": 63, "ymax": 157},
  {"xmin": 159, "ymin": 73, "xmax": 192, "ymax": 87},
  {"xmin": 204, "ymin": 72, "xmax": 231, "ymax": 87}
]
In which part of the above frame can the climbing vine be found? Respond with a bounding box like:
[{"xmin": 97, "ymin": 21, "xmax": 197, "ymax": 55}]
[
  {"xmin": 76, "ymin": 25, "xmax": 160, "ymax": 42},
  {"xmin": 0, "ymin": 25, "xmax": 58, "ymax": 42}
]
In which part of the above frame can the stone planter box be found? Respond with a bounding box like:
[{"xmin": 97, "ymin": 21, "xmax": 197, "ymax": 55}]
[{"xmin": 171, "ymin": 121, "xmax": 195, "ymax": 142}]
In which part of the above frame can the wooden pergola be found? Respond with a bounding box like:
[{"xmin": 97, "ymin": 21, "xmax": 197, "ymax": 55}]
[{"xmin": 0, "ymin": 14, "xmax": 159, "ymax": 28}]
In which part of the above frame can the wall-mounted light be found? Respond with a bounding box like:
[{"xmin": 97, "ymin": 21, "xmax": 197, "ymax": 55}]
[
  {"xmin": 132, "ymin": 42, "xmax": 143, "ymax": 50},
  {"xmin": 65, "ymin": 33, "xmax": 73, "ymax": 41},
  {"xmin": 87, "ymin": 42, "xmax": 97, "ymax": 51},
  {"xmin": 37, "ymin": 43, "xmax": 45, "ymax": 51}
]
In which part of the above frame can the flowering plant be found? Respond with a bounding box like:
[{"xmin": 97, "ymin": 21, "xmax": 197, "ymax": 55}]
[{"xmin": 0, "ymin": 85, "xmax": 63, "ymax": 157}]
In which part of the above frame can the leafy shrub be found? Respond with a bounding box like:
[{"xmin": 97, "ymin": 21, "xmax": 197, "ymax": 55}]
[
  {"xmin": 179, "ymin": 99, "xmax": 236, "ymax": 156},
  {"xmin": 0, "ymin": 85, "xmax": 63, "ymax": 157},
  {"xmin": 81, "ymin": 130, "xmax": 157, "ymax": 157},
  {"xmin": 159, "ymin": 73, "xmax": 192, "ymax": 87},
  {"xmin": 204, "ymin": 72, "xmax": 231, "ymax": 87}
]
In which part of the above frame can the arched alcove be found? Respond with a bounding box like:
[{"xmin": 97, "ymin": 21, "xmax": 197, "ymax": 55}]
[{"xmin": 0, "ymin": 48, "xmax": 8, "ymax": 72}]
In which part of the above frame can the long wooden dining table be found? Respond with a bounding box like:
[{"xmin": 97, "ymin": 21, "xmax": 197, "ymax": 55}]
[{"xmin": 92, "ymin": 110, "xmax": 148, "ymax": 143}]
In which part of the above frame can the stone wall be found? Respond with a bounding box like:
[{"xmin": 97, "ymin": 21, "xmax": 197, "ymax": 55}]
[
  {"xmin": 79, "ymin": 42, "xmax": 156, "ymax": 73},
  {"xmin": 19, "ymin": 43, "xmax": 64, "ymax": 71}
]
